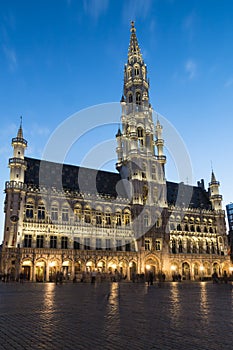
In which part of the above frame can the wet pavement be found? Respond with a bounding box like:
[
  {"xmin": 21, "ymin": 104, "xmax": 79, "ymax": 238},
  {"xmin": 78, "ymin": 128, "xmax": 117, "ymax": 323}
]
[{"xmin": 0, "ymin": 281, "xmax": 232, "ymax": 350}]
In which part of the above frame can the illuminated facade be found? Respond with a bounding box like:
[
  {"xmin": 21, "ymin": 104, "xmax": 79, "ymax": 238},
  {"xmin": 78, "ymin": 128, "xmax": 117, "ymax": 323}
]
[{"xmin": 1, "ymin": 22, "xmax": 231, "ymax": 282}]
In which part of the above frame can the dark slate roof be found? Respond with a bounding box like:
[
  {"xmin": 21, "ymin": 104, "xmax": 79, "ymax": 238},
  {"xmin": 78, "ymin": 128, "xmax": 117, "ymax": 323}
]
[
  {"xmin": 166, "ymin": 181, "xmax": 211, "ymax": 210},
  {"xmin": 25, "ymin": 157, "xmax": 121, "ymax": 197},
  {"xmin": 24, "ymin": 157, "xmax": 211, "ymax": 208}
]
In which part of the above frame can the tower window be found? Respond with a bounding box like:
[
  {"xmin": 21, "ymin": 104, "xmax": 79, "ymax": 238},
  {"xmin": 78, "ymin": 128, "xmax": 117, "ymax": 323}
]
[
  {"xmin": 136, "ymin": 92, "xmax": 141, "ymax": 105},
  {"xmin": 128, "ymin": 93, "xmax": 133, "ymax": 103},
  {"xmin": 134, "ymin": 66, "xmax": 139, "ymax": 76},
  {"xmin": 137, "ymin": 127, "xmax": 144, "ymax": 146}
]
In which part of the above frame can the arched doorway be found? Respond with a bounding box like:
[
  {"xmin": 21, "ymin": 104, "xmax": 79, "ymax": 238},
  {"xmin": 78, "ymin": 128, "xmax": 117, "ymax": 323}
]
[
  {"xmin": 35, "ymin": 260, "xmax": 46, "ymax": 282},
  {"xmin": 22, "ymin": 260, "xmax": 32, "ymax": 281},
  {"xmin": 145, "ymin": 258, "xmax": 159, "ymax": 281},
  {"xmin": 182, "ymin": 262, "xmax": 190, "ymax": 280},
  {"xmin": 62, "ymin": 260, "xmax": 72, "ymax": 280},
  {"xmin": 129, "ymin": 261, "xmax": 137, "ymax": 281},
  {"xmin": 49, "ymin": 261, "xmax": 59, "ymax": 282}
]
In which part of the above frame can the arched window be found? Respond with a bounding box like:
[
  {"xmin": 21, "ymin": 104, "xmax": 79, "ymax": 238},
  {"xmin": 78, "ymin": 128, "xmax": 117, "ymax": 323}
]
[
  {"xmin": 62, "ymin": 207, "xmax": 69, "ymax": 222},
  {"xmin": 51, "ymin": 205, "xmax": 58, "ymax": 222},
  {"xmin": 137, "ymin": 127, "xmax": 144, "ymax": 147},
  {"xmin": 136, "ymin": 91, "xmax": 141, "ymax": 105},
  {"xmin": 128, "ymin": 93, "xmax": 133, "ymax": 103},
  {"xmin": 84, "ymin": 208, "xmax": 91, "ymax": 224},
  {"xmin": 185, "ymin": 224, "xmax": 189, "ymax": 231},
  {"xmin": 105, "ymin": 213, "xmax": 111, "ymax": 226},
  {"xmin": 116, "ymin": 212, "xmax": 121, "ymax": 226},
  {"xmin": 96, "ymin": 211, "xmax": 102, "ymax": 225},
  {"xmin": 127, "ymin": 67, "xmax": 132, "ymax": 79},
  {"xmin": 172, "ymin": 239, "xmax": 176, "ymax": 254},
  {"xmin": 74, "ymin": 206, "xmax": 82, "ymax": 222},
  {"xmin": 177, "ymin": 224, "xmax": 182, "ymax": 231},
  {"xmin": 178, "ymin": 239, "xmax": 183, "ymax": 253},
  {"xmin": 26, "ymin": 201, "xmax": 34, "ymax": 219},
  {"xmin": 38, "ymin": 203, "xmax": 45, "ymax": 220},
  {"xmin": 134, "ymin": 66, "xmax": 139, "ymax": 76},
  {"xmin": 124, "ymin": 212, "xmax": 130, "ymax": 225}
]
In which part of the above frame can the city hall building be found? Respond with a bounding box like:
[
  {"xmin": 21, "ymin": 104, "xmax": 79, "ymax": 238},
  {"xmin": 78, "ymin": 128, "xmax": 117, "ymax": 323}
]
[{"xmin": 1, "ymin": 23, "xmax": 231, "ymax": 282}]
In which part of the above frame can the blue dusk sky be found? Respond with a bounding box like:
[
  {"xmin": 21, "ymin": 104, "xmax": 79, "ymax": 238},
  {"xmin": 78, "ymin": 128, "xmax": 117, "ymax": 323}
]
[{"xmin": 1, "ymin": 0, "xmax": 233, "ymax": 241}]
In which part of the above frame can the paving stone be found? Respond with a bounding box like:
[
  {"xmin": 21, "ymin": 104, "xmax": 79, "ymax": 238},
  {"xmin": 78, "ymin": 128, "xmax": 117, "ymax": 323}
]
[{"xmin": 0, "ymin": 281, "xmax": 232, "ymax": 350}]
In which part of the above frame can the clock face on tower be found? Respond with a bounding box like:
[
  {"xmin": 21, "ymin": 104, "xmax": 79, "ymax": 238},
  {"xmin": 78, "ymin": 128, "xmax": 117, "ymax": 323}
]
[{"xmin": 10, "ymin": 215, "xmax": 19, "ymax": 223}]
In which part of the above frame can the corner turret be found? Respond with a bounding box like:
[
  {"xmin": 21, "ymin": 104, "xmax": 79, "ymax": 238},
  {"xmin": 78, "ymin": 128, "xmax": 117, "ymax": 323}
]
[{"xmin": 209, "ymin": 170, "xmax": 222, "ymax": 210}]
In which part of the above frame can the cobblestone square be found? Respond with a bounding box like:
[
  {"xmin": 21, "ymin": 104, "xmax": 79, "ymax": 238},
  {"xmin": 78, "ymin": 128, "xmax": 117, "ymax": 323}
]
[{"xmin": 0, "ymin": 281, "xmax": 233, "ymax": 350}]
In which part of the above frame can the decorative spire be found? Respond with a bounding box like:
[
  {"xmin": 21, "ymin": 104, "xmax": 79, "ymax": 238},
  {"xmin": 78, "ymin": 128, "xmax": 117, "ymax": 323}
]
[
  {"xmin": 211, "ymin": 170, "xmax": 216, "ymax": 183},
  {"xmin": 128, "ymin": 21, "xmax": 143, "ymax": 64},
  {"xmin": 17, "ymin": 116, "xmax": 23, "ymax": 139}
]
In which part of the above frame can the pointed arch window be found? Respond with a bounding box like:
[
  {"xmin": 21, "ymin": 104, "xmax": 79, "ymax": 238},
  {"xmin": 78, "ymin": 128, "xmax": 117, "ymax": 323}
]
[
  {"xmin": 136, "ymin": 91, "xmax": 141, "ymax": 105},
  {"xmin": 96, "ymin": 211, "xmax": 102, "ymax": 225},
  {"xmin": 62, "ymin": 207, "xmax": 69, "ymax": 222},
  {"xmin": 51, "ymin": 205, "xmax": 58, "ymax": 222},
  {"xmin": 26, "ymin": 201, "xmax": 34, "ymax": 219},
  {"xmin": 178, "ymin": 239, "xmax": 183, "ymax": 253},
  {"xmin": 128, "ymin": 93, "xmax": 133, "ymax": 103},
  {"xmin": 134, "ymin": 66, "xmax": 140, "ymax": 76},
  {"xmin": 84, "ymin": 208, "xmax": 91, "ymax": 224},
  {"xmin": 137, "ymin": 127, "xmax": 144, "ymax": 147},
  {"xmin": 116, "ymin": 212, "xmax": 121, "ymax": 226},
  {"xmin": 127, "ymin": 67, "xmax": 132, "ymax": 79},
  {"xmin": 38, "ymin": 203, "xmax": 45, "ymax": 221}
]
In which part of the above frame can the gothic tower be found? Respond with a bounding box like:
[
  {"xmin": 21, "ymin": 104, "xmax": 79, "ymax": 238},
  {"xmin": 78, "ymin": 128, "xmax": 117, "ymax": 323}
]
[
  {"xmin": 3, "ymin": 119, "xmax": 27, "ymax": 248},
  {"xmin": 116, "ymin": 22, "xmax": 167, "ymax": 209},
  {"xmin": 209, "ymin": 170, "xmax": 223, "ymax": 210}
]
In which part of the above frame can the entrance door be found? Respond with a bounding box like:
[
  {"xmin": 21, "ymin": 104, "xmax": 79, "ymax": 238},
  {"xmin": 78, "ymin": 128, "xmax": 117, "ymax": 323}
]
[{"xmin": 22, "ymin": 266, "xmax": 31, "ymax": 280}]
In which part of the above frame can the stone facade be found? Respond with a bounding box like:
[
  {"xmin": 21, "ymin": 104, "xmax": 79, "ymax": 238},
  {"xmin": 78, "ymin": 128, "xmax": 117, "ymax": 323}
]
[{"xmin": 1, "ymin": 22, "xmax": 231, "ymax": 282}]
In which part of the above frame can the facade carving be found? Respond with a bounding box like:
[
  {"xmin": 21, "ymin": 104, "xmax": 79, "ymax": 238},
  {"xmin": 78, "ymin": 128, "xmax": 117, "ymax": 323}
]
[{"xmin": 1, "ymin": 22, "xmax": 231, "ymax": 282}]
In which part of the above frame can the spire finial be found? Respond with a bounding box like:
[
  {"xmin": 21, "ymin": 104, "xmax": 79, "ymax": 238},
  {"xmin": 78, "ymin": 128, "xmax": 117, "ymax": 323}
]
[
  {"xmin": 17, "ymin": 116, "xmax": 23, "ymax": 138},
  {"xmin": 131, "ymin": 20, "xmax": 135, "ymax": 32}
]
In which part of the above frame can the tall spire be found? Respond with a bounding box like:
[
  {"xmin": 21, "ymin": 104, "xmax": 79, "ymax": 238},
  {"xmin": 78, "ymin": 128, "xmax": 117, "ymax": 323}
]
[
  {"xmin": 128, "ymin": 21, "xmax": 143, "ymax": 64},
  {"xmin": 123, "ymin": 21, "xmax": 150, "ymax": 107},
  {"xmin": 17, "ymin": 116, "xmax": 23, "ymax": 139}
]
